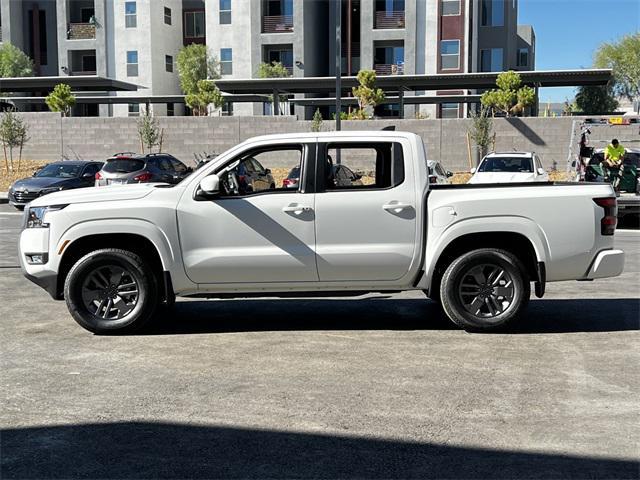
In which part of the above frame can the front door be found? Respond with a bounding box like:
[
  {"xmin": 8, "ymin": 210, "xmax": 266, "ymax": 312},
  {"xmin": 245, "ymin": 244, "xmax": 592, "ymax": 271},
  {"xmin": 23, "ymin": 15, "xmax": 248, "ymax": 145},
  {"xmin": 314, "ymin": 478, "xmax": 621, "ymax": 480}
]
[
  {"xmin": 314, "ymin": 139, "xmax": 418, "ymax": 282},
  {"xmin": 178, "ymin": 142, "xmax": 318, "ymax": 285}
]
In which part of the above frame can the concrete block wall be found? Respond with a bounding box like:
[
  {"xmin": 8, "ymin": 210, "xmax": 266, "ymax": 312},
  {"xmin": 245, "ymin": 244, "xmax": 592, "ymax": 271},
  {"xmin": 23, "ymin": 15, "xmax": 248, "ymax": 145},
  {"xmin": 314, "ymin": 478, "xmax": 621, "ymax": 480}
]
[{"xmin": 11, "ymin": 113, "xmax": 640, "ymax": 172}]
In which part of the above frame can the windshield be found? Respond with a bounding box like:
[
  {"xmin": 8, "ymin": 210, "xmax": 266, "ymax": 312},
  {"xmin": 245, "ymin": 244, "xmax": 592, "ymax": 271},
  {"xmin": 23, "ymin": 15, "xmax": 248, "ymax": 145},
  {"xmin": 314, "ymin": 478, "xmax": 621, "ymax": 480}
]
[
  {"xmin": 35, "ymin": 164, "xmax": 81, "ymax": 178},
  {"xmin": 103, "ymin": 158, "xmax": 145, "ymax": 173},
  {"xmin": 479, "ymin": 157, "xmax": 534, "ymax": 173}
]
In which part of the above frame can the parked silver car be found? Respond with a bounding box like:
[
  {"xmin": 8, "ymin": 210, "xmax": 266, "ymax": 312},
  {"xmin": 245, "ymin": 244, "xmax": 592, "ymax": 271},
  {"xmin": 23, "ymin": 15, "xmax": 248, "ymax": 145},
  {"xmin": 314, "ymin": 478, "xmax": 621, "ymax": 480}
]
[
  {"xmin": 95, "ymin": 153, "xmax": 192, "ymax": 186},
  {"xmin": 427, "ymin": 160, "xmax": 453, "ymax": 184}
]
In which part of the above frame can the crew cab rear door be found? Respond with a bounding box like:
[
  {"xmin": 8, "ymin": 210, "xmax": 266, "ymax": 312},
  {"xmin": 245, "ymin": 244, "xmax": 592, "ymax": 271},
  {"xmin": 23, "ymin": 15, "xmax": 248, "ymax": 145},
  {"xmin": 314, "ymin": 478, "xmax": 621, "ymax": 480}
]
[
  {"xmin": 314, "ymin": 138, "xmax": 418, "ymax": 282},
  {"xmin": 177, "ymin": 141, "xmax": 318, "ymax": 285}
]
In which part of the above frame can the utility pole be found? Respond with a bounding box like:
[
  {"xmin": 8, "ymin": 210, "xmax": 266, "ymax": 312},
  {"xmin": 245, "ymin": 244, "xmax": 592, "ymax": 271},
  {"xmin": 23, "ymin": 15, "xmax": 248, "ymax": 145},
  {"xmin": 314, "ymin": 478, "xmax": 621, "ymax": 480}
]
[{"xmin": 335, "ymin": 0, "xmax": 342, "ymax": 131}]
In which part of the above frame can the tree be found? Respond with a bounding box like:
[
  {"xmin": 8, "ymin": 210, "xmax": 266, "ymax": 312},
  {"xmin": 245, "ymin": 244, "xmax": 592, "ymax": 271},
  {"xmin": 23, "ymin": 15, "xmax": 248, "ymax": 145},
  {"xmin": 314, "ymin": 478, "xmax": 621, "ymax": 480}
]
[
  {"xmin": 480, "ymin": 70, "xmax": 535, "ymax": 117},
  {"xmin": 185, "ymin": 79, "xmax": 224, "ymax": 116},
  {"xmin": 258, "ymin": 61, "xmax": 291, "ymax": 115},
  {"xmin": 45, "ymin": 84, "xmax": 76, "ymax": 117},
  {"xmin": 177, "ymin": 44, "xmax": 221, "ymax": 115},
  {"xmin": 0, "ymin": 109, "xmax": 29, "ymax": 172},
  {"xmin": 0, "ymin": 43, "xmax": 34, "ymax": 78},
  {"xmin": 468, "ymin": 107, "xmax": 494, "ymax": 163},
  {"xmin": 137, "ymin": 107, "xmax": 161, "ymax": 153},
  {"xmin": 351, "ymin": 70, "xmax": 385, "ymax": 119},
  {"xmin": 575, "ymin": 85, "xmax": 619, "ymax": 114},
  {"xmin": 311, "ymin": 108, "xmax": 323, "ymax": 132},
  {"xmin": 594, "ymin": 33, "xmax": 640, "ymax": 112}
]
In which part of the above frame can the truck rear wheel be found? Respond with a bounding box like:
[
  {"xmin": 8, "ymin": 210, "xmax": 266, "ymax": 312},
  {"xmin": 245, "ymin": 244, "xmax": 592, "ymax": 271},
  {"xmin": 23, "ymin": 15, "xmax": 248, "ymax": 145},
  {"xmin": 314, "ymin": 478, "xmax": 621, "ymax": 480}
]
[
  {"xmin": 64, "ymin": 248, "xmax": 159, "ymax": 334},
  {"xmin": 440, "ymin": 248, "xmax": 530, "ymax": 332}
]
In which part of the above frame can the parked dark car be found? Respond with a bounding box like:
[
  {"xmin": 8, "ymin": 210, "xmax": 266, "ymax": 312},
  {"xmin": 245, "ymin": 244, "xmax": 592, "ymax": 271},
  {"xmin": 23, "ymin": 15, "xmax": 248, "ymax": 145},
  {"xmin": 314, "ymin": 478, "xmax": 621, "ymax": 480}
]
[
  {"xmin": 232, "ymin": 156, "xmax": 276, "ymax": 193},
  {"xmin": 95, "ymin": 153, "xmax": 192, "ymax": 186},
  {"xmin": 8, "ymin": 160, "xmax": 103, "ymax": 210}
]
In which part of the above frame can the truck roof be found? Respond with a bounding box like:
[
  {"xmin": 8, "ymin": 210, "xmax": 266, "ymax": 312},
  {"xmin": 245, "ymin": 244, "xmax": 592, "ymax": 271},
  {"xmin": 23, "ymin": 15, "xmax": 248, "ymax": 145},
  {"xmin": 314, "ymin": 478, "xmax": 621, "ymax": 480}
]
[{"xmin": 243, "ymin": 130, "xmax": 422, "ymax": 144}]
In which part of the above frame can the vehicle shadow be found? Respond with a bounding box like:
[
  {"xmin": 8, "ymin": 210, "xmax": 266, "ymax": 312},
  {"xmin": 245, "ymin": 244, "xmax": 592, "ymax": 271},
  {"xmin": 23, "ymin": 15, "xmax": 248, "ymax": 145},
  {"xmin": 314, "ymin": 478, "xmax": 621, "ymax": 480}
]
[
  {"xmin": 1, "ymin": 422, "xmax": 636, "ymax": 479},
  {"xmin": 147, "ymin": 297, "xmax": 639, "ymax": 336}
]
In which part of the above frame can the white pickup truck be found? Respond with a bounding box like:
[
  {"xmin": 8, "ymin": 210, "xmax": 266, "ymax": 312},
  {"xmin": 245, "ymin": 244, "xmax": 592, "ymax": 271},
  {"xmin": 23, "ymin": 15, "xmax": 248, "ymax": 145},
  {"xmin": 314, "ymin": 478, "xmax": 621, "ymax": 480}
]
[{"xmin": 19, "ymin": 131, "xmax": 625, "ymax": 334}]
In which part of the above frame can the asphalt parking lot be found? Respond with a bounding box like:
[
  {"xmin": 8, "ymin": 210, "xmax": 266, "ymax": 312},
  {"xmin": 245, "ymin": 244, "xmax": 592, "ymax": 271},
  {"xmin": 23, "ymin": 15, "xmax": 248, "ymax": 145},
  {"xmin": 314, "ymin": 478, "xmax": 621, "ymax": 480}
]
[{"xmin": 1, "ymin": 203, "xmax": 638, "ymax": 479}]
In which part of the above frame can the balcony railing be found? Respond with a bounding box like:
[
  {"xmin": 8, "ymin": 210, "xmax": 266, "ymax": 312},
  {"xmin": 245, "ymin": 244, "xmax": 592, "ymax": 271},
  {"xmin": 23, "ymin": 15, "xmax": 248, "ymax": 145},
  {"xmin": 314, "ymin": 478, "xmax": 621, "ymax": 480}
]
[
  {"xmin": 67, "ymin": 23, "xmax": 96, "ymax": 40},
  {"xmin": 69, "ymin": 70, "xmax": 97, "ymax": 76},
  {"xmin": 374, "ymin": 11, "xmax": 405, "ymax": 29},
  {"xmin": 262, "ymin": 15, "xmax": 293, "ymax": 33},
  {"xmin": 374, "ymin": 63, "xmax": 404, "ymax": 75}
]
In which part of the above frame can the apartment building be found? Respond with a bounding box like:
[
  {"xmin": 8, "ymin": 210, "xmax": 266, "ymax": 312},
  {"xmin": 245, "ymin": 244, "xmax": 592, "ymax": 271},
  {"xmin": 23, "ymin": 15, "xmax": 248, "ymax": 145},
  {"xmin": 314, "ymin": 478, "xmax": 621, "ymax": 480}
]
[
  {"xmin": 0, "ymin": 0, "xmax": 204, "ymax": 116},
  {"xmin": 206, "ymin": 0, "xmax": 536, "ymax": 119}
]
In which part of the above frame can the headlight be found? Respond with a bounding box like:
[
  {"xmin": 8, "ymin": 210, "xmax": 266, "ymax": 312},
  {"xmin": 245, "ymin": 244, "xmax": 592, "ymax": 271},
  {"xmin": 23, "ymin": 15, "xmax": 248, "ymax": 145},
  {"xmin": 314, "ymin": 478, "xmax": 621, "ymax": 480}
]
[{"xmin": 25, "ymin": 205, "xmax": 67, "ymax": 229}]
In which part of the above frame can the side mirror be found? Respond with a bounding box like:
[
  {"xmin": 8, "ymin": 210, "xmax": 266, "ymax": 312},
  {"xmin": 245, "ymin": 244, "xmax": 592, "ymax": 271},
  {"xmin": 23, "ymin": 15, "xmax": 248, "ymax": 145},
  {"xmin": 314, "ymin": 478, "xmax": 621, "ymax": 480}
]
[
  {"xmin": 82, "ymin": 172, "xmax": 94, "ymax": 179},
  {"xmin": 354, "ymin": 173, "xmax": 362, "ymax": 180},
  {"xmin": 199, "ymin": 174, "xmax": 220, "ymax": 195},
  {"xmin": 186, "ymin": 166, "xmax": 193, "ymax": 173},
  {"xmin": 265, "ymin": 168, "xmax": 272, "ymax": 175},
  {"xmin": 537, "ymin": 168, "xmax": 545, "ymax": 175},
  {"xmin": 446, "ymin": 170, "xmax": 453, "ymax": 177},
  {"xmin": 470, "ymin": 167, "xmax": 477, "ymax": 174}
]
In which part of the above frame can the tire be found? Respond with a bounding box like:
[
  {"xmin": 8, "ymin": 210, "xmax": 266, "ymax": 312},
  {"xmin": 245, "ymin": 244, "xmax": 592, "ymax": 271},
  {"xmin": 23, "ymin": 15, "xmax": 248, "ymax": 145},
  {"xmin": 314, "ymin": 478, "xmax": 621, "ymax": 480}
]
[
  {"xmin": 440, "ymin": 248, "xmax": 530, "ymax": 332},
  {"xmin": 64, "ymin": 248, "xmax": 159, "ymax": 334}
]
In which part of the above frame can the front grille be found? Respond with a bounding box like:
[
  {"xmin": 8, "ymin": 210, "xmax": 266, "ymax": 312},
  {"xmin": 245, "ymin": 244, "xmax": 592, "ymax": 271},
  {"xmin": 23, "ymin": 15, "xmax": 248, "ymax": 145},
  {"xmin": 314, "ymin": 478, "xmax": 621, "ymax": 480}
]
[{"xmin": 11, "ymin": 190, "xmax": 40, "ymax": 203}]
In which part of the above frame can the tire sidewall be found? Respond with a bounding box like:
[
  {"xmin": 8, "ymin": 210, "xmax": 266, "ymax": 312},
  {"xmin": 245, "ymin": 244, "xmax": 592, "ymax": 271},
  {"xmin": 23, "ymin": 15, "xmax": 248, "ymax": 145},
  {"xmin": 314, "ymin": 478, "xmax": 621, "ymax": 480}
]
[{"xmin": 64, "ymin": 250, "xmax": 157, "ymax": 334}]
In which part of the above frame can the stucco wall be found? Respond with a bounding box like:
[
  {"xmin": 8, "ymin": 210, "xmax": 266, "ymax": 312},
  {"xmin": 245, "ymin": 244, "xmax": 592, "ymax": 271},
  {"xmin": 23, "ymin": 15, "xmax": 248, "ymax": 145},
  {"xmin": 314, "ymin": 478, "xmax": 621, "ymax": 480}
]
[{"xmin": 11, "ymin": 113, "xmax": 640, "ymax": 172}]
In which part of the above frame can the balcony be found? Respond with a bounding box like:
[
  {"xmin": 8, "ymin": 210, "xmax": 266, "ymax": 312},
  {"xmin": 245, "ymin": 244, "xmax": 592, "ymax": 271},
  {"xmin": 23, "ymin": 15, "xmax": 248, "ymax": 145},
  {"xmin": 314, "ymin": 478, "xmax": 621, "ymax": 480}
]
[
  {"xmin": 262, "ymin": 15, "xmax": 293, "ymax": 33},
  {"xmin": 374, "ymin": 11, "xmax": 405, "ymax": 29},
  {"xmin": 67, "ymin": 23, "xmax": 96, "ymax": 40},
  {"xmin": 374, "ymin": 63, "xmax": 404, "ymax": 75}
]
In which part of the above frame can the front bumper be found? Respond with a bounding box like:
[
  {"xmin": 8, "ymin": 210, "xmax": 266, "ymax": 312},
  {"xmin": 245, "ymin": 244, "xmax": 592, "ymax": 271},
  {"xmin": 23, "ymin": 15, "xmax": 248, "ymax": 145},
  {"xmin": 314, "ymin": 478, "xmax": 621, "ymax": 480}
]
[
  {"xmin": 585, "ymin": 249, "xmax": 625, "ymax": 280},
  {"xmin": 19, "ymin": 227, "xmax": 60, "ymax": 300}
]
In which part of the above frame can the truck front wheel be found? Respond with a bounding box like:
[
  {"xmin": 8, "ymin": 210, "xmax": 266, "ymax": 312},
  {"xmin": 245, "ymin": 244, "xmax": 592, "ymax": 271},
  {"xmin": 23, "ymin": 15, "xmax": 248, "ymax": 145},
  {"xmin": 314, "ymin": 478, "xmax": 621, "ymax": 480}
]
[
  {"xmin": 440, "ymin": 248, "xmax": 530, "ymax": 332},
  {"xmin": 64, "ymin": 248, "xmax": 159, "ymax": 334}
]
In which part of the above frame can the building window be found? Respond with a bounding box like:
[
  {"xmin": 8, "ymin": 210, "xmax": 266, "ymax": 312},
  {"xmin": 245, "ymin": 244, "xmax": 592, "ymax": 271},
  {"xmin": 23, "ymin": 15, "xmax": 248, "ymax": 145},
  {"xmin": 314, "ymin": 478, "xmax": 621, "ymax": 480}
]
[
  {"xmin": 128, "ymin": 104, "xmax": 140, "ymax": 117},
  {"xmin": 517, "ymin": 48, "xmax": 529, "ymax": 67},
  {"xmin": 220, "ymin": 0, "xmax": 231, "ymax": 24},
  {"xmin": 126, "ymin": 50, "xmax": 138, "ymax": 76},
  {"xmin": 167, "ymin": 103, "xmax": 174, "ymax": 116},
  {"xmin": 125, "ymin": 1, "xmax": 137, "ymax": 28},
  {"xmin": 440, "ymin": 103, "xmax": 459, "ymax": 119},
  {"xmin": 164, "ymin": 7, "xmax": 172, "ymax": 25},
  {"xmin": 184, "ymin": 11, "xmax": 205, "ymax": 38},
  {"xmin": 440, "ymin": 40, "xmax": 460, "ymax": 70},
  {"xmin": 165, "ymin": 55, "xmax": 173, "ymax": 72},
  {"xmin": 481, "ymin": 0, "xmax": 504, "ymax": 26},
  {"xmin": 441, "ymin": 0, "xmax": 460, "ymax": 16},
  {"xmin": 480, "ymin": 48, "xmax": 503, "ymax": 72},
  {"xmin": 220, "ymin": 48, "xmax": 232, "ymax": 75}
]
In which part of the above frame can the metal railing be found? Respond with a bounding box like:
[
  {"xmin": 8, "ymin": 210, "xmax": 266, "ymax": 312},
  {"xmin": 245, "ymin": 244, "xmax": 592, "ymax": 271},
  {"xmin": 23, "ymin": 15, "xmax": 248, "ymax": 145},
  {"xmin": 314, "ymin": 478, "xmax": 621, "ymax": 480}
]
[
  {"xmin": 374, "ymin": 10, "xmax": 405, "ymax": 29},
  {"xmin": 374, "ymin": 63, "xmax": 404, "ymax": 75},
  {"xmin": 262, "ymin": 15, "xmax": 293, "ymax": 33},
  {"xmin": 69, "ymin": 70, "xmax": 97, "ymax": 76},
  {"xmin": 67, "ymin": 23, "xmax": 96, "ymax": 40}
]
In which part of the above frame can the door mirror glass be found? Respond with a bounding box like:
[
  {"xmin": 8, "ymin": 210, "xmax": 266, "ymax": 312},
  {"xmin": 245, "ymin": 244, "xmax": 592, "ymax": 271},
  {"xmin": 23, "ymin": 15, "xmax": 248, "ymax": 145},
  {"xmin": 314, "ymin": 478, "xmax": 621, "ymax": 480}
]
[
  {"xmin": 82, "ymin": 172, "xmax": 94, "ymax": 178},
  {"xmin": 446, "ymin": 170, "xmax": 453, "ymax": 177},
  {"xmin": 470, "ymin": 167, "xmax": 477, "ymax": 174},
  {"xmin": 200, "ymin": 174, "xmax": 220, "ymax": 195},
  {"xmin": 537, "ymin": 168, "xmax": 545, "ymax": 176}
]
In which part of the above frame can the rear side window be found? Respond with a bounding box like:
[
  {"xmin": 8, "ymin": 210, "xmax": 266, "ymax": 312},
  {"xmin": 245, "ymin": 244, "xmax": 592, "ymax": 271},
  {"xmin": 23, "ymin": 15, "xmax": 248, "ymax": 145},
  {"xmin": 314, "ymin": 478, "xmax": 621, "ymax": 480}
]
[
  {"xmin": 103, "ymin": 158, "xmax": 145, "ymax": 173},
  {"xmin": 323, "ymin": 142, "xmax": 404, "ymax": 190}
]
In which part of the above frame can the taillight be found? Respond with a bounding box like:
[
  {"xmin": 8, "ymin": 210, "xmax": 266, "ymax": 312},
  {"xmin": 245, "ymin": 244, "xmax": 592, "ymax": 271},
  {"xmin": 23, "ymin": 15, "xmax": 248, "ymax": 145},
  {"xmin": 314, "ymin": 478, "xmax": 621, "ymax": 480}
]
[
  {"xmin": 283, "ymin": 178, "xmax": 298, "ymax": 187},
  {"xmin": 593, "ymin": 197, "xmax": 617, "ymax": 235},
  {"xmin": 133, "ymin": 172, "xmax": 153, "ymax": 182},
  {"xmin": 95, "ymin": 171, "xmax": 102, "ymax": 180}
]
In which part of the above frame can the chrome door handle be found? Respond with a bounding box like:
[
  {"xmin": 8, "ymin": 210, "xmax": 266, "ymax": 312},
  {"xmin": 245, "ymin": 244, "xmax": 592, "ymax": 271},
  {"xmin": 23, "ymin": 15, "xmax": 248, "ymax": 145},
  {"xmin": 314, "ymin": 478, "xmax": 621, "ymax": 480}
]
[
  {"xmin": 282, "ymin": 204, "xmax": 313, "ymax": 215},
  {"xmin": 382, "ymin": 202, "xmax": 412, "ymax": 213}
]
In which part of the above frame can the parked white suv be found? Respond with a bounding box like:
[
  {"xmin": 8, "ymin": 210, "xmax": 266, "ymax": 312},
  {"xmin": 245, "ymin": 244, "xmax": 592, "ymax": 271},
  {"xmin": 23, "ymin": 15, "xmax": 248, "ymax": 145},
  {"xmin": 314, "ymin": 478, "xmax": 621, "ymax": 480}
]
[
  {"xmin": 468, "ymin": 152, "xmax": 549, "ymax": 184},
  {"xmin": 20, "ymin": 132, "xmax": 624, "ymax": 334}
]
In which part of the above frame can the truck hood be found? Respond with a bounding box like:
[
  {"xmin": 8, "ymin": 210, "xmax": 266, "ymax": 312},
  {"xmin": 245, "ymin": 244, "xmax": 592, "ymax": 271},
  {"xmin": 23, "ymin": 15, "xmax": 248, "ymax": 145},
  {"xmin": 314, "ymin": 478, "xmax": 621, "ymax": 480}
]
[
  {"xmin": 28, "ymin": 183, "xmax": 163, "ymax": 207},
  {"xmin": 468, "ymin": 172, "xmax": 536, "ymax": 184}
]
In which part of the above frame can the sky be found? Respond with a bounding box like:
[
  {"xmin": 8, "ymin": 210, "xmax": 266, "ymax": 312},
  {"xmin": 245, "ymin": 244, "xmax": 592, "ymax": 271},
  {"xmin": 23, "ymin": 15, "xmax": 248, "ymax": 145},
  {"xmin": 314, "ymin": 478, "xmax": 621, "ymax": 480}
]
[{"xmin": 518, "ymin": 0, "xmax": 640, "ymax": 104}]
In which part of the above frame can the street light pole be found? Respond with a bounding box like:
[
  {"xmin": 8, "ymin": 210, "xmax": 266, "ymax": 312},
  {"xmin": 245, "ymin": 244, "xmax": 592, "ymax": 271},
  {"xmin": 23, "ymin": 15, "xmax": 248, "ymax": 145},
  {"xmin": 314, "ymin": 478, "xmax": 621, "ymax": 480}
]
[{"xmin": 335, "ymin": 0, "xmax": 342, "ymax": 131}]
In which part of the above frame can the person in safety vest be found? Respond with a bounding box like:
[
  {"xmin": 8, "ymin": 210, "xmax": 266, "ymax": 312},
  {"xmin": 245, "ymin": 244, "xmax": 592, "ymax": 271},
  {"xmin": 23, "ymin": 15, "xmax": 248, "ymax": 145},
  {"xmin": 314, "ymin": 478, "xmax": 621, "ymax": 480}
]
[{"xmin": 603, "ymin": 139, "xmax": 626, "ymax": 191}]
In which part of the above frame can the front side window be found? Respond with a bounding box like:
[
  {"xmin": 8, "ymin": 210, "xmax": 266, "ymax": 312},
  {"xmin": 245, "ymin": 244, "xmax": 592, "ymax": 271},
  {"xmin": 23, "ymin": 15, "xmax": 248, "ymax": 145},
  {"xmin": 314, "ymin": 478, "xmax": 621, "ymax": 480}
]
[
  {"xmin": 125, "ymin": 1, "xmax": 137, "ymax": 28},
  {"xmin": 441, "ymin": 0, "xmax": 460, "ymax": 16},
  {"xmin": 440, "ymin": 40, "xmax": 460, "ymax": 70},
  {"xmin": 481, "ymin": 0, "xmax": 504, "ymax": 26},
  {"xmin": 165, "ymin": 55, "xmax": 173, "ymax": 72},
  {"xmin": 217, "ymin": 146, "xmax": 303, "ymax": 197},
  {"xmin": 220, "ymin": 48, "xmax": 232, "ymax": 75},
  {"xmin": 126, "ymin": 50, "xmax": 138, "ymax": 76},
  {"xmin": 184, "ymin": 11, "xmax": 205, "ymax": 38},
  {"xmin": 220, "ymin": 0, "xmax": 231, "ymax": 24},
  {"xmin": 322, "ymin": 142, "xmax": 404, "ymax": 190},
  {"xmin": 164, "ymin": 7, "xmax": 172, "ymax": 25}
]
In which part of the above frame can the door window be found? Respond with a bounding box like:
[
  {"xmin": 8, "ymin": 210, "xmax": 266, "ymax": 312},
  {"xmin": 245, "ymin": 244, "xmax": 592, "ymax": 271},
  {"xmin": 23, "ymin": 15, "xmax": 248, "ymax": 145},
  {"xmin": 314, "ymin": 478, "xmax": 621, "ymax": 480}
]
[
  {"xmin": 171, "ymin": 158, "xmax": 188, "ymax": 174},
  {"xmin": 216, "ymin": 145, "xmax": 303, "ymax": 196},
  {"xmin": 322, "ymin": 142, "xmax": 404, "ymax": 190},
  {"xmin": 82, "ymin": 163, "xmax": 101, "ymax": 177}
]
